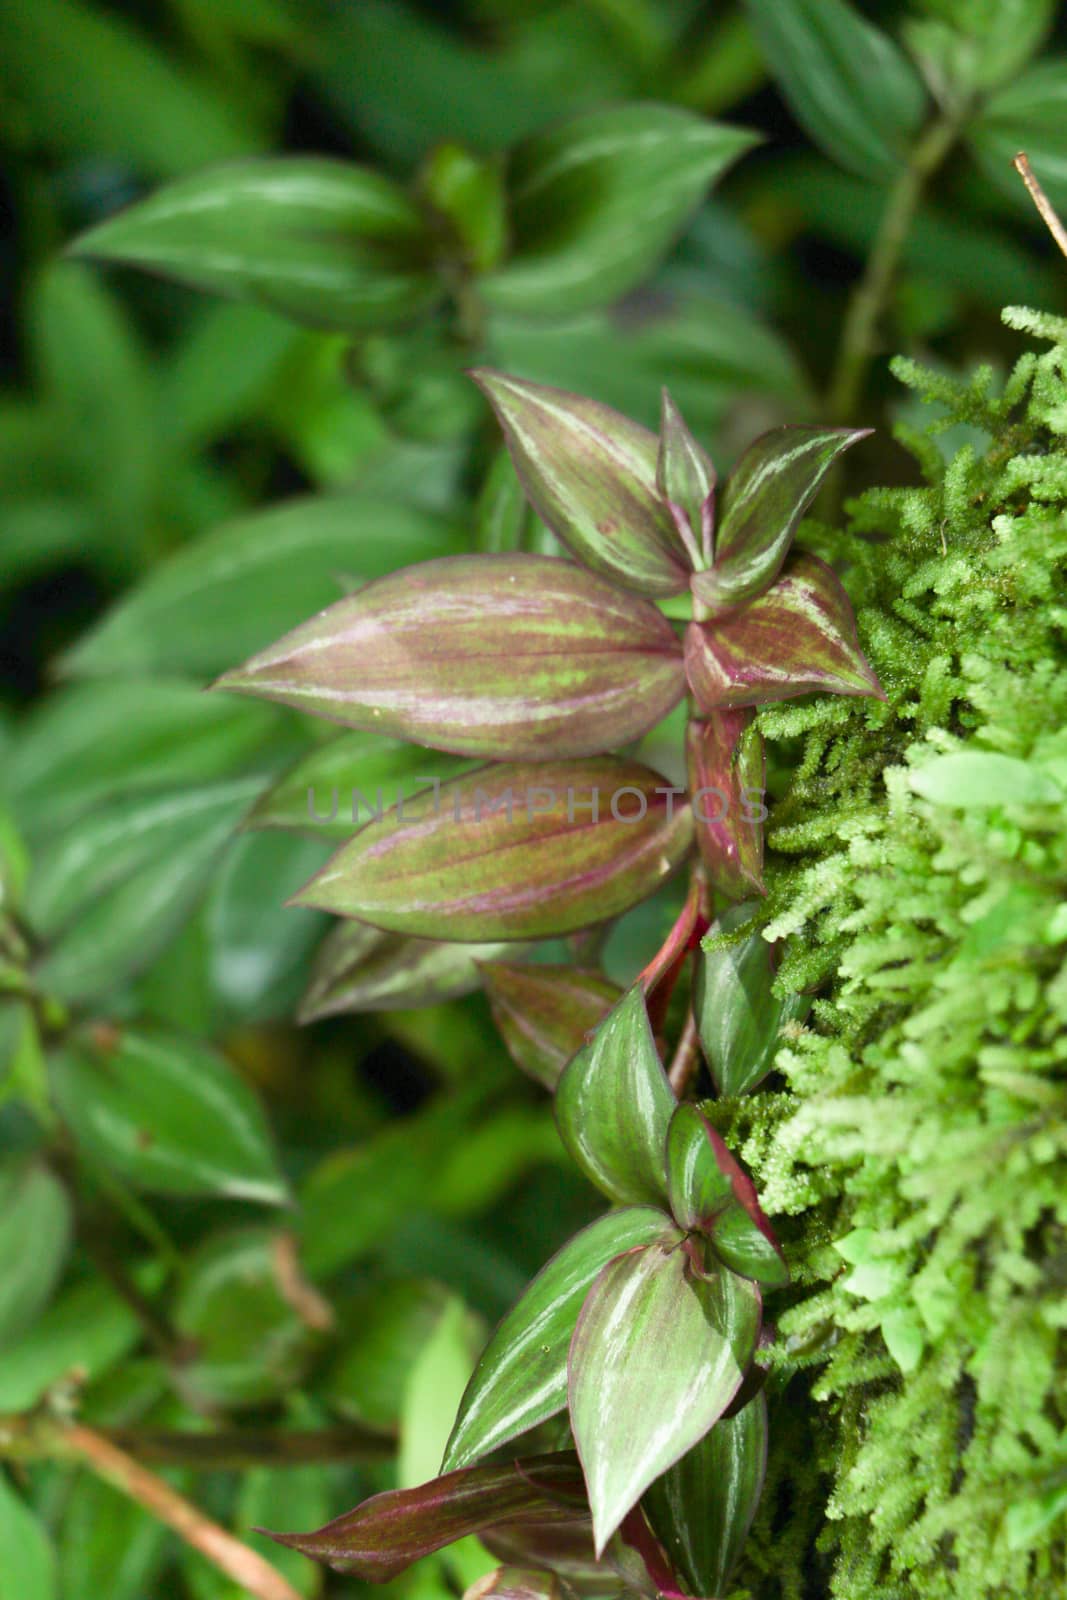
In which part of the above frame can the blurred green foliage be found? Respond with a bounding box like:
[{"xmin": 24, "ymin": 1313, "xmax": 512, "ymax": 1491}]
[{"xmin": 1, "ymin": 1, "xmax": 1066, "ymax": 1596}]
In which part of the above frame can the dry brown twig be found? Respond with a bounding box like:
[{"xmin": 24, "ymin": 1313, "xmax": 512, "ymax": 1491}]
[{"xmin": 1014, "ymin": 152, "xmax": 1067, "ymax": 261}]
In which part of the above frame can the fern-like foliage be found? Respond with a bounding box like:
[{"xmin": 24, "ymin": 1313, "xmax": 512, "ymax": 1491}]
[{"xmin": 734, "ymin": 309, "xmax": 1067, "ymax": 1599}]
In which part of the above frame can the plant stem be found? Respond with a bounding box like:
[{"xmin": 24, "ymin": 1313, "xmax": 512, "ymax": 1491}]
[
  {"xmin": 0, "ymin": 1415, "xmax": 395, "ymax": 1470},
  {"xmin": 1014, "ymin": 152, "xmax": 1067, "ymax": 260},
  {"xmin": 826, "ymin": 113, "xmax": 962, "ymax": 422},
  {"xmin": 667, "ymin": 1009, "xmax": 702, "ymax": 1098}
]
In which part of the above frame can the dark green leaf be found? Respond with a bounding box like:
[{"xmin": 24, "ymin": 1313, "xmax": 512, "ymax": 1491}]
[
  {"xmin": 290, "ymin": 759, "xmax": 694, "ymax": 941},
  {"xmin": 696, "ymin": 426, "xmax": 870, "ymax": 613},
  {"xmin": 0, "ymin": 1473, "xmax": 55, "ymax": 1600},
  {"xmin": 742, "ymin": 0, "xmax": 926, "ymax": 181},
  {"xmin": 483, "ymin": 106, "xmax": 758, "ymax": 314},
  {"xmin": 0, "ymin": 1271, "xmax": 160, "ymax": 1413},
  {"xmin": 970, "ymin": 62, "xmax": 1067, "ymax": 212},
  {"xmin": 695, "ymin": 906, "xmax": 809, "ymax": 1096},
  {"xmin": 472, "ymin": 371, "xmax": 687, "ymax": 597},
  {"xmin": 568, "ymin": 1243, "xmax": 760, "ymax": 1550},
  {"xmin": 644, "ymin": 1394, "xmax": 768, "ymax": 1599},
  {"xmin": 73, "ymin": 159, "xmax": 438, "ymax": 330},
  {"xmin": 58, "ymin": 1476, "xmax": 167, "ymax": 1600},
  {"xmin": 215, "ymin": 554, "xmax": 686, "ymax": 759},
  {"xmin": 444, "ymin": 1206, "xmax": 679, "ymax": 1471},
  {"xmin": 266, "ymin": 1453, "xmax": 587, "ymax": 1578},
  {"xmin": 50, "ymin": 1025, "xmax": 286, "ymax": 1203},
  {"xmin": 64, "ymin": 494, "xmax": 462, "ymax": 680},
  {"xmin": 326, "ymin": 1278, "xmax": 452, "ymax": 1429},
  {"xmin": 0, "ymin": 1159, "xmax": 72, "ymax": 1347},
  {"xmin": 664, "ymin": 1107, "xmax": 787, "ymax": 1287},
  {"xmin": 555, "ymin": 986, "xmax": 675, "ymax": 1207},
  {"xmin": 481, "ymin": 962, "xmax": 620, "ymax": 1089}
]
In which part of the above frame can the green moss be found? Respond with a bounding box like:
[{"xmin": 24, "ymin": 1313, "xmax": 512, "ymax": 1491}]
[{"xmin": 736, "ymin": 309, "xmax": 1067, "ymax": 1598}]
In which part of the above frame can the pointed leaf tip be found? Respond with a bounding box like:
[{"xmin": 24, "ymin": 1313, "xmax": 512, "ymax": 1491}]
[
  {"xmin": 657, "ymin": 390, "xmax": 716, "ymax": 565},
  {"xmin": 471, "ymin": 370, "xmax": 689, "ymax": 597},
  {"xmin": 665, "ymin": 1105, "xmax": 787, "ymax": 1287}
]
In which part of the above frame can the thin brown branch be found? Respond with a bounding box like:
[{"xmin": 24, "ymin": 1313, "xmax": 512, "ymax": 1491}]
[
  {"xmin": 0, "ymin": 1416, "xmax": 395, "ymax": 1471},
  {"xmin": 1014, "ymin": 152, "xmax": 1067, "ymax": 261},
  {"xmin": 62, "ymin": 1423, "xmax": 304, "ymax": 1600}
]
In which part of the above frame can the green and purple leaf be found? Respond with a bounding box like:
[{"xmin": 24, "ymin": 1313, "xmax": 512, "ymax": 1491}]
[
  {"xmin": 481, "ymin": 963, "xmax": 621, "ymax": 1090},
  {"xmin": 481, "ymin": 1520, "xmax": 624, "ymax": 1598},
  {"xmin": 555, "ymin": 986, "xmax": 676, "ymax": 1207},
  {"xmin": 465, "ymin": 1567, "xmax": 570, "ymax": 1600},
  {"xmin": 443, "ymin": 1207, "xmax": 680, "ymax": 1472},
  {"xmin": 686, "ymin": 553, "xmax": 885, "ymax": 708},
  {"xmin": 289, "ymin": 758, "xmax": 693, "ymax": 941},
  {"xmin": 665, "ymin": 1106, "xmax": 788, "ymax": 1287},
  {"xmin": 693, "ymin": 427, "xmax": 870, "ymax": 612},
  {"xmin": 471, "ymin": 372, "xmax": 689, "ymax": 597},
  {"xmin": 299, "ymin": 921, "xmax": 514, "ymax": 1021},
  {"xmin": 657, "ymin": 390, "xmax": 716, "ymax": 567},
  {"xmin": 216, "ymin": 554, "xmax": 686, "ymax": 761},
  {"xmin": 263, "ymin": 1453, "xmax": 587, "ymax": 1579},
  {"xmin": 695, "ymin": 907, "xmax": 810, "ymax": 1096},
  {"xmin": 567, "ymin": 1242, "xmax": 761, "ymax": 1551},
  {"xmin": 644, "ymin": 1394, "xmax": 769, "ymax": 1600},
  {"xmin": 685, "ymin": 712, "xmax": 765, "ymax": 900}
]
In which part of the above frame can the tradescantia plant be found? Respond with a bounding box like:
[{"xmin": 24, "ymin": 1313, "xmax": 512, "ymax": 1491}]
[{"xmin": 206, "ymin": 372, "xmax": 884, "ymax": 1595}]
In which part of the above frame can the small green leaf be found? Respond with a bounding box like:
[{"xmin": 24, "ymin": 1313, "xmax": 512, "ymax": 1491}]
[
  {"xmin": 73, "ymin": 159, "xmax": 438, "ymax": 330},
  {"xmin": 687, "ymin": 554, "xmax": 885, "ymax": 708},
  {"xmin": 215, "ymin": 554, "xmax": 686, "ymax": 760},
  {"xmin": 0, "ymin": 1270, "xmax": 160, "ymax": 1413},
  {"xmin": 266, "ymin": 1454, "xmax": 587, "ymax": 1579},
  {"xmin": 695, "ymin": 905, "xmax": 809, "ymax": 1096},
  {"xmin": 300, "ymin": 922, "xmax": 511, "ymax": 1021},
  {"xmin": 644, "ymin": 1394, "xmax": 768, "ymax": 1599},
  {"xmin": 291, "ymin": 758, "xmax": 693, "ymax": 941},
  {"xmin": 556, "ymin": 986, "xmax": 675, "ymax": 1207},
  {"xmin": 326, "ymin": 1278, "xmax": 452, "ymax": 1430},
  {"xmin": 1005, "ymin": 1477, "xmax": 1067, "ymax": 1550},
  {"xmin": 657, "ymin": 389, "xmax": 716, "ymax": 563},
  {"xmin": 742, "ymin": 0, "xmax": 926, "ymax": 181},
  {"xmin": 50, "ymin": 1025, "xmax": 286, "ymax": 1204},
  {"xmin": 665, "ymin": 1106, "xmax": 788, "ymax": 1287},
  {"xmin": 64, "ymin": 494, "xmax": 462, "ymax": 680},
  {"xmin": 696, "ymin": 426, "xmax": 871, "ymax": 612},
  {"xmin": 175, "ymin": 1230, "xmax": 314, "ymax": 1409},
  {"xmin": 481, "ymin": 963, "xmax": 620, "ymax": 1089},
  {"xmin": 0, "ymin": 1159, "xmax": 72, "ymax": 1348},
  {"xmin": 443, "ymin": 1206, "xmax": 678, "ymax": 1472},
  {"xmin": 909, "ymin": 751, "xmax": 1063, "ymax": 809},
  {"xmin": 420, "ymin": 142, "xmax": 508, "ymax": 272},
  {"xmin": 0, "ymin": 1473, "xmax": 56, "ymax": 1600},
  {"xmin": 483, "ymin": 105, "xmax": 757, "ymax": 314},
  {"xmin": 568, "ymin": 1243, "xmax": 760, "ymax": 1551},
  {"xmin": 685, "ymin": 712, "xmax": 766, "ymax": 903},
  {"xmin": 471, "ymin": 371, "xmax": 688, "ymax": 597}
]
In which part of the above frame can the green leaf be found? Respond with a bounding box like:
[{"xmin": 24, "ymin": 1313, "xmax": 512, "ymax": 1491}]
[
  {"xmin": 909, "ymin": 751, "xmax": 1064, "ymax": 809},
  {"xmin": 695, "ymin": 905, "xmax": 809, "ymax": 1096},
  {"xmin": 7, "ymin": 680, "xmax": 278, "ymax": 843},
  {"xmin": 73, "ymin": 159, "xmax": 438, "ymax": 331},
  {"xmin": 420, "ymin": 142, "xmax": 508, "ymax": 273},
  {"xmin": 30, "ymin": 777, "xmax": 263, "ymax": 1002},
  {"xmin": 555, "ymin": 986, "xmax": 675, "ymax": 1207},
  {"xmin": 568, "ymin": 1243, "xmax": 760, "ymax": 1550},
  {"xmin": 58, "ymin": 1476, "xmax": 167, "ymax": 1600},
  {"xmin": 400, "ymin": 1295, "xmax": 485, "ymax": 1489},
  {"xmin": 0, "ymin": 1473, "xmax": 55, "ymax": 1600},
  {"xmin": 685, "ymin": 711, "xmax": 766, "ymax": 903},
  {"xmin": 483, "ymin": 105, "xmax": 757, "ymax": 314},
  {"xmin": 327, "ymin": 1278, "xmax": 452, "ymax": 1430},
  {"xmin": 50, "ymin": 1025, "xmax": 286, "ymax": 1204},
  {"xmin": 175, "ymin": 1230, "xmax": 314, "ymax": 1409},
  {"xmin": 644, "ymin": 1394, "xmax": 768, "ymax": 1599},
  {"xmin": 1005, "ymin": 1477, "xmax": 1067, "ymax": 1550},
  {"xmin": 64, "ymin": 494, "xmax": 462, "ymax": 680},
  {"xmin": 657, "ymin": 390, "xmax": 716, "ymax": 562},
  {"xmin": 665, "ymin": 1105, "xmax": 788, "ymax": 1287},
  {"xmin": 300, "ymin": 921, "xmax": 511, "ymax": 1021},
  {"xmin": 0, "ymin": 1159, "xmax": 71, "ymax": 1348},
  {"xmin": 970, "ymin": 61, "xmax": 1067, "ymax": 213},
  {"xmin": 481, "ymin": 963, "xmax": 620, "ymax": 1090},
  {"xmin": 443, "ymin": 1206, "xmax": 678, "ymax": 1472},
  {"xmin": 741, "ymin": 0, "xmax": 926, "ymax": 181},
  {"xmin": 265, "ymin": 1454, "xmax": 586, "ymax": 1579},
  {"xmin": 471, "ymin": 368, "xmax": 688, "ymax": 596},
  {"xmin": 290, "ymin": 758, "xmax": 694, "ymax": 941},
  {"xmin": 215, "ymin": 554, "xmax": 686, "ymax": 760},
  {"xmin": 686, "ymin": 554, "xmax": 885, "ymax": 708},
  {"xmin": 0, "ymin": 1271, "xmax": 159, "ymax": 1413},
  {"xmin": 696, "ymin": 426, "xmax": 870, "ymax": 612}
]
